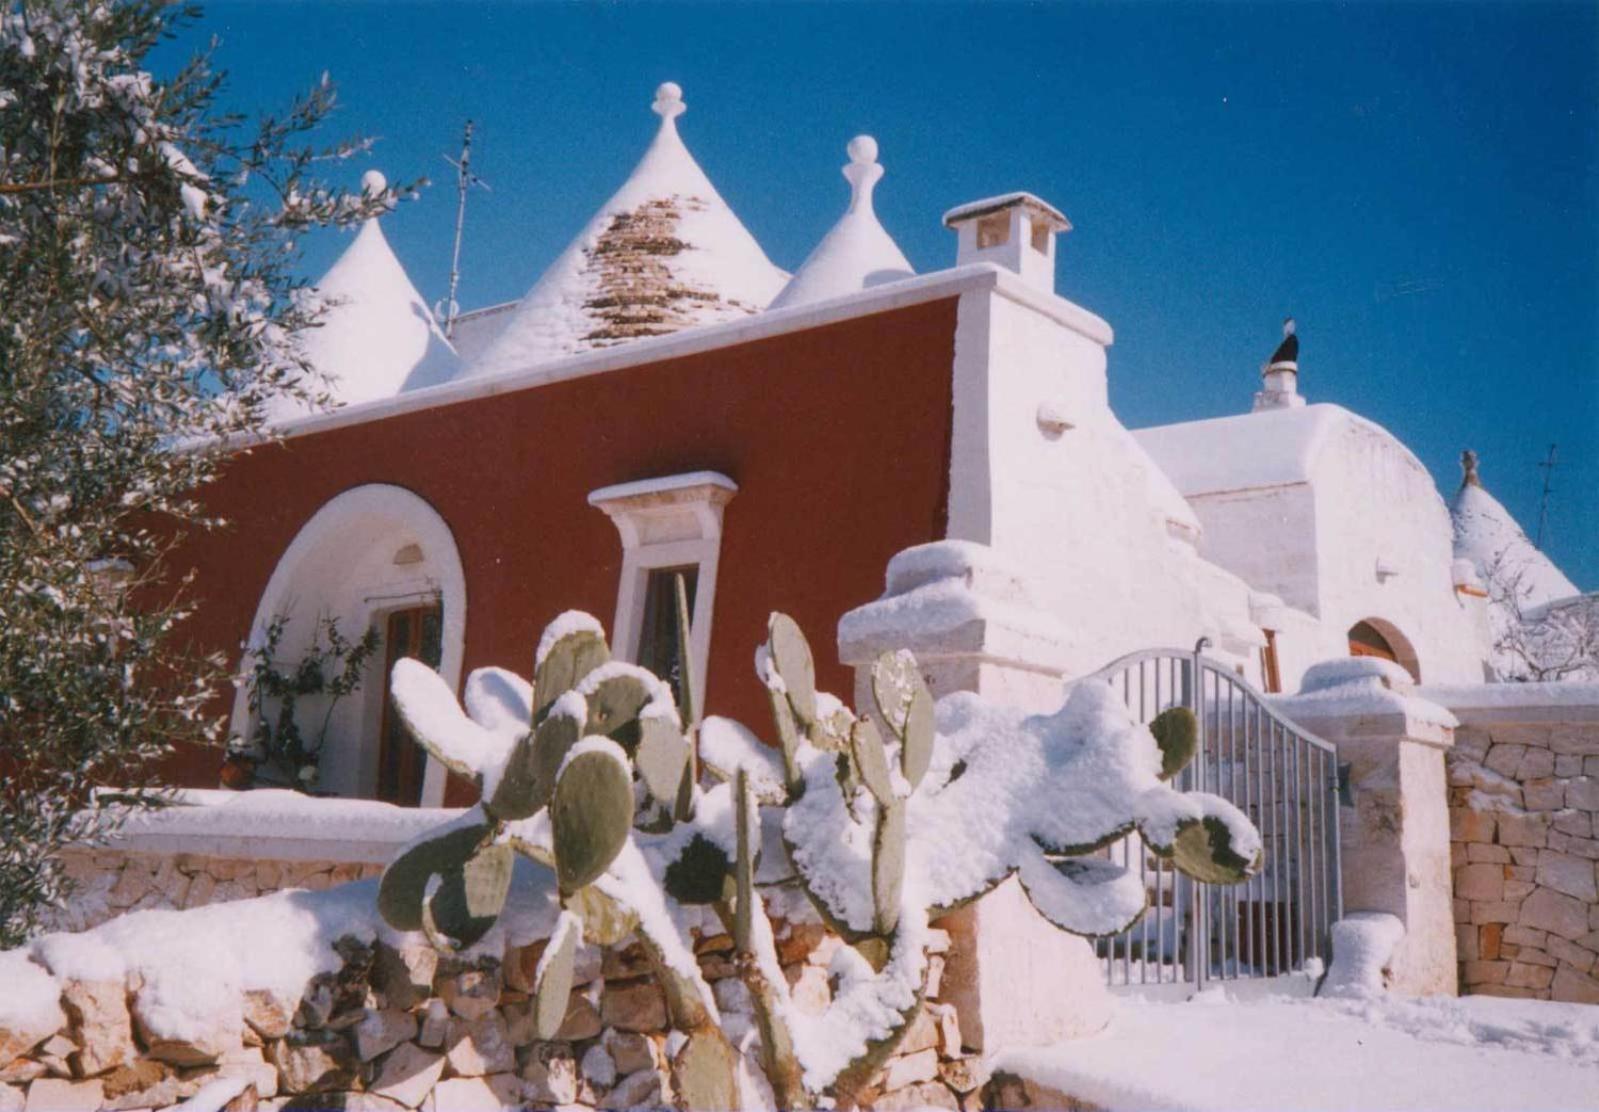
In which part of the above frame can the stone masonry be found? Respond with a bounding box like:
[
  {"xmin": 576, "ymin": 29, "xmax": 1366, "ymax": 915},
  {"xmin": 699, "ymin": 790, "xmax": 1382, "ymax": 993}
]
[{"xmin": 1444, "ymin": 705, "xmax": 1599, "ymax": 1003}]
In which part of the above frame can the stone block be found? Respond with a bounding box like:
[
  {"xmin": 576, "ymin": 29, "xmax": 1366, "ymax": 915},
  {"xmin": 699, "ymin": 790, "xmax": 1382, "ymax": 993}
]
[
  {"xmin": 60, "ymin": 979, "xmax": 134, "ymax": 1077},
  {"xmin": 429, "ymin": 1075, "xmax": 523, "ymax": 1112},
  {"xmin": 1455, "ymin": 924, "xmax": 1477, "ymax": 962},
  {"xmin": 22, "ymin": 1078, "xmax": 102, "ymax": 1111},
  {"xmin": 1554, "ymin": 811, "xmax": 1593, "ymax": 838},
  {"xmin": 0, "ymin": 1062, "xmax": 43, "ymax": 1086},
  {"xmin": 1462, "ymin": 960, "xmax": 1508, "ymax": 985},
  {"xmin": 1556, "ymin": 755, "xmax": 1584, "ymax": 777},
  {"xmin": 1450, "ymin": 808, "xmax": 1495, "ymax": 844},
  {"xmin": 0, "ymin": 972, "xmax": 64, "ymax": 1072},
  {"xmin": 599, "ymin": 982, "xmax": 665, "ymax": 1033},
  {"xmin": 97, "ymin": 1059, "xmax": 171, "ymax": 1106},
  {"xmin": 882, "ymin": 1048, "xmax": 938, "ymax": 1092},
  {"xmin": 1478, "ymin": 923, "xmax": 1503, "ymax": 961},
  {"xmin": 1454, "ymin": 863, "xmax": 1503, "ymax": 901},
  {"xmin": 1519, "ymin": 888, "xmax": 1590, "ymax": 941},
  {"xmin": 241, "ymin": 990, "xmax": 295, "ymax": 1042},
  {"xmin": 553, "ymin": 991, "xmax": 603, "ymax": 1042},
  {"xmin": 371, "ymin": 944, "xmax": 437, "ymax": 1012},
  {"xmin": 1471, "ymin": 984, "xmax": 1544, "ymax": 999},
  {"xmin": 1485, "ymin": 745, "xmax": 1527, "ymax": 779},
  {"xmin": 437, "ymin": 961, "xmax": 501, "ymax": 1022},
  {"xmin": 1550, "ymin": 831, "xmax": 1599, "ymax": 859},
  {"xmin": 444, "ymin": 1014, "xmax": 515, "ymax": 1077},
  {"xmin": 1519, "ymin": 749, "xmax": 1556, "ymax": 781},
  {"xmin": 1469, "ymin": 901, "xmax": 1519, "ymax": 925},
  {"xmin": 1547, "ymin": 936, "xmax": 1596, "ymax": 973},
  {"xmin": 369, "ymin": 1043, "xmax": 444, "ymax": 1109},
  {"xmin": 938, "ymin": 1055, "xmax": 988, "ymax": 1096},
  {"xmin": 603, "ymin": 1031, "xmax": 656, "ymax": 1077},
  {"xmin": 1508, "ymin": 849, "xmax": 1540, "ymax": 868},
  {"xmin": 1566, "ymin": 778, "xmax": 1599, "ymax": 811},
  {"xmin": 0, "ymin": 1083, "xmax": 20, "ymax": 1112},
  {"xmin": 520, "ymin": 1043, "xmax": 578, "ymax": 1105},
  {"xmin": 416, "ymin": 1000, "xmax": 448, "ymax": 1050},
  {"xmin": 1549, "ymin": 726, "xmax": 1599, "ymax": 758},
  {"xmin": 1524, "ymin": 780, "xmax": 1566, "ymax": 812},
  {"xmin": 873, "ymin": 1079, "xmax": 960, "ymax": 1111},
  {"xmin": 353, "ymin": 1010, "xmax": 417, "ymax": 1063},
  {"xmin": 599, "ymin": 1067, "xmax": 661, "ymax": 1111},
  {"xmin": 1496, "ymin": 812, "xmax": 1548, "ymax": 848},
  {"xmin": 271, "ymin": 1031, "xmax": 354, "ymax": 1094},
  {"xmin": 1466, "ymin": 843, "xmax": 1510, "ymax": 864},
  {"xmin": 1551, "ymin": 965, "xmax": 1599, "ymax": 1004},
  {"xmin": 788, "ymin": 965, "xmax": 830, "ymax": 1018},
  {"xmin": 1515, "ymin": 947, "xmax": 1558, "ymax": 968},
  {"xmin": 1537, "ymin": 852, "xmax": 1598, "ymax": 902},
  {"xmin": 600, "ymin": 944, "xmax": 652, "ymax": 981},
  {"xmin": 775, "ymin": 922, "xmax": 827, "ymax": 966}
]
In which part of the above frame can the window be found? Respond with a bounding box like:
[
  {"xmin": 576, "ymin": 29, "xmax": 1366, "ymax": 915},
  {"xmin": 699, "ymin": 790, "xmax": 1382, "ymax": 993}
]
[
  {"xmin": 1029, "ymin": 218, "xmax": 1051, "ymax": 254},
  {"xmin": 1347, "ymin": 618, "xmax": 1421, "ymax": 682},
  {"xmin": 376, "ymin": 604, "xmax": 442, "ymax": 806},
  {"xmin": 637, "ymin": 567, "xmax": 698, "ymax": 709},
  {"xmin": 589, "ymin": 472, "xmax": 736, "ymax": 714}
]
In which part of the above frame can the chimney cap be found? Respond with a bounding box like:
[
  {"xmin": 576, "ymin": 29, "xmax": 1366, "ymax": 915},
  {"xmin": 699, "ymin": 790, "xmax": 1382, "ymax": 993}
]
[{"xmin": 943, "ymin": 191, "xmax": 1070, "ymax": 232}]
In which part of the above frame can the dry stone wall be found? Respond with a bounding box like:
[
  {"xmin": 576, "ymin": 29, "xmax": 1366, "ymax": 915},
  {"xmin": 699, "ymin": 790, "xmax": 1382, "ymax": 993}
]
[
  {"xmin": 3, "ymin": 890, "xmax": 992, "ymax": 1111},
  {"xmin": 1447, "ymin": 714, "xmax": 1599, "ymax": 1003},
  {"xmin": 44, "ymin": 849, "xmax": 385, "ymax": 935}
]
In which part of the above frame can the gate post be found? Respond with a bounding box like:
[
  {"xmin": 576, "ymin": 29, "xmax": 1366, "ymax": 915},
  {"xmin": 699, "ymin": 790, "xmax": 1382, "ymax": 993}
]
[
  {"xmin": 839, "ymin": 541, "xmax": 1113, "ymax": 1048},
  {"xmin": 1274, "ymin": 658, "xmax": 1459, "ymax": 995}
]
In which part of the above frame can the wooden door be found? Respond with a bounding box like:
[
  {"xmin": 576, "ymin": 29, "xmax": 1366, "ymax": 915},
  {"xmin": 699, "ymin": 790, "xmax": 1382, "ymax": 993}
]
[{"xmin": 376, "ymin": 604, "xmax": 442, "ymax": 805}]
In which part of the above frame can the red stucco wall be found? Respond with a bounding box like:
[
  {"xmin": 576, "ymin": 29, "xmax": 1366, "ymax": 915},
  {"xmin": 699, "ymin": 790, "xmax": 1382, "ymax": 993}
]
[{"xmin": 170, "ymin": 298, "xmax": 960, "ymax": 801}]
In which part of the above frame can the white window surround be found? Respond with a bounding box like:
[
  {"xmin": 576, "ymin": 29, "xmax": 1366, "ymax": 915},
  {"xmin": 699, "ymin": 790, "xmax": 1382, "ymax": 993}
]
[
  {"xmin": 229, "ymin": 483, "xmax": 467, "ymax": 808},
  {"xmin": 588, "ymin": 471, "xmax": 737, "ymax": 715}
]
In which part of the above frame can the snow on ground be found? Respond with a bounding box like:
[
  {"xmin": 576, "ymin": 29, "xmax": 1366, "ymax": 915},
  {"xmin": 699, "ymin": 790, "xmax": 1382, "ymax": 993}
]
[{"xmin": 996, "ymin": 989, "xmax": 1599, "ymax": 1112}]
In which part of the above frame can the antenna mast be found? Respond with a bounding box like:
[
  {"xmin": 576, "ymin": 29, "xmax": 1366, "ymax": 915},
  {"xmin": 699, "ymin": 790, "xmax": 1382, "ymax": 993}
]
[
  {"xmin": 1535, "ymin": 442, "xmax": 1558, "ymax": 547},
  {"xmin": 439, "ymin": 120, "xmax": 491, "ymax": 338}
]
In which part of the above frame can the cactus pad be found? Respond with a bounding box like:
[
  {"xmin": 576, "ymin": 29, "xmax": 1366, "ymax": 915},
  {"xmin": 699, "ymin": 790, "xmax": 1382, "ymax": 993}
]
[
  {"xmin": 850, "ymin": 718, "xmax": 895, "ymax": 806},
  {"xmin": 636, "ymin": 716, "xmax": 690, "ymax": 807},
  {"xmin": 378, "ymin": 817, "xmax": 493, "ymax": 933},
  {"xmin": 533, "ymin": 912, "xmax": 580, "ymax": 1040},
  {"xmin": 767, "ymin": 612, "xmax": 817, "ymax": 727},
  {"xmin": 871, "ymin": 798, "xmax": 906, "ymax": 935},
  {"xmin": 534, "ymin": 624, "xmax": 609, "ymax": 723},
  {"xmin": 551, "ymin": 739, "xmax": 635, "ymax": 894},
  {"xmin": 1150, "ymin": 706, "xmax": 1198, "ymax": 781},
  {"xmin": 1169, "ymin": 815, "xmax": 1261, "ymax": 884},
  {"xmin": 422, "ymin": 841, "xmax": 515, "ymax": 950}
]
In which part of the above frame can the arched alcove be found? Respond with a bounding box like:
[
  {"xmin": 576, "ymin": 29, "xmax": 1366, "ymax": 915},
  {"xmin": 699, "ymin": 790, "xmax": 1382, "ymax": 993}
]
[
  {"xmin": 228, "ymin": 484, "xmax": 466, "ymax": 806},
  {"xmin": 1347, "ymin": 618, "xmax": 1420, "ymax": 682}
]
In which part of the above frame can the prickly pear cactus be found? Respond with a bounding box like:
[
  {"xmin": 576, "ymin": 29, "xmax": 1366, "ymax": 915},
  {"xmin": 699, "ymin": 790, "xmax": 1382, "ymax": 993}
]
[{"xmin": 377, "ymin": 597, "xmax": 1264, "ymax": 1110}]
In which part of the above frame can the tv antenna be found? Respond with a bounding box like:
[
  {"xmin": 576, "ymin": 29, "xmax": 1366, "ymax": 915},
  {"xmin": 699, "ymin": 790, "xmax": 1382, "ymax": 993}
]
[
  {"xmin": 437, "ymin": 120, "xmax": 491, "ymax": 338},
  {"xmin": 1535, "ymin": 442, "xmax": 1558, "ymax": 547}
]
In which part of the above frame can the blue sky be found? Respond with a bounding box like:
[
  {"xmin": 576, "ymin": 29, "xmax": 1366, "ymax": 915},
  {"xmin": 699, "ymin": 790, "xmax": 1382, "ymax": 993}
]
[{"xmin": 178, "ymin": 1, "xmax": 1596, "ymax": 586}]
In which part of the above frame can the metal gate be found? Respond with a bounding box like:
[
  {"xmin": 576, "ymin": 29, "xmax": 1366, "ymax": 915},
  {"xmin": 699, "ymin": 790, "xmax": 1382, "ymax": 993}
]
[{"xmin": 1089, "ymin": 641, "xmax": 1342, "ymax": 992}]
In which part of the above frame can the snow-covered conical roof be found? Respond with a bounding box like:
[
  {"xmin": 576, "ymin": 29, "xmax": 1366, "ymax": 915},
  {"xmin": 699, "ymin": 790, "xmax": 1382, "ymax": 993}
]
[
  {"xmin": 769, "ymin": 135, "xmax": 914, "ymax": 310},
  {"xmin": 1451, "ymin": 450, "xmax": 1578, "ymax": 607},
  {"xmin": 274, "ymin": 172, "xmax": 460, "ymax": 420},
  {"xmin": 468, "ymin": 83, "xmax": 788, "ymax": 378}
]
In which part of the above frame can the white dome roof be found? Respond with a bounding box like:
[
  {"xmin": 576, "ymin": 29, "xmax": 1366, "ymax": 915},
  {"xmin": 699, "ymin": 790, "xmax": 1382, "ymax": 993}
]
[
  {"xmin": 769, "ymin": 135, "xmax": 914, "ymax": 311},
  {"xmin": 274, "ymin": 178, "xmax": 459, "ymax": 420},
  {"xmin": 467, "ymin": 83, "xmax": 788, "ymax": 378}
]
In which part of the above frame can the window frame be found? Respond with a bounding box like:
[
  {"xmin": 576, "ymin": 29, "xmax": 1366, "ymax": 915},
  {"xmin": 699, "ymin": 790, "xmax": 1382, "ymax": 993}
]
[{"xmin": 588, "ymin": 472, "xmax": 737, "ymax": 715}]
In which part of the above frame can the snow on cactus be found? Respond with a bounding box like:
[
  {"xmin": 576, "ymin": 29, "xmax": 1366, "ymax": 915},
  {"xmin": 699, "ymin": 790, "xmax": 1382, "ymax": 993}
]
[{"xmin": 376, "ymin": 600, "xmax": 1264, "ymax": 1108}]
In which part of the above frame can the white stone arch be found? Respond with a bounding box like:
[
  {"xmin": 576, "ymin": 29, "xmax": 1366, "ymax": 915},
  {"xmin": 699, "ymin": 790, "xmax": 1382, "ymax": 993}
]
[{"xmin": 228, "ymin": 483, "xmax": 466, "ymax": 806}]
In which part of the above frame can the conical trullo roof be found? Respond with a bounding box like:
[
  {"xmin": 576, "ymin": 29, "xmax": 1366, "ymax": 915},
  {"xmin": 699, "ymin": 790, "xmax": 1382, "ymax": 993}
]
[
  {"xmin": 769, "ymin": 135, "xmax": 914, "ymax": 310},
  {"xmin": 468, "ymin": 83, "xmax": 788, "ymax": 377},
  {"xmin": 1450, "ymin": 449, "xmax": 1578, "ymax": 607},
  {"xmin": 273, "ymin": 172, "xmax": 460, "ymax": 420}
]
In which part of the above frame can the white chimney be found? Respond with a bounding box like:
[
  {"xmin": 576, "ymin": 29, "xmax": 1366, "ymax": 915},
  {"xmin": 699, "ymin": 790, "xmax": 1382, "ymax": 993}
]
[
  {"xmin": 1253, "ymin": 317, "xmax": 1305, "ymax": 412},
  {"xmin": 943, "ymin": 192, "xmax": 1069, "ymax": 295}
]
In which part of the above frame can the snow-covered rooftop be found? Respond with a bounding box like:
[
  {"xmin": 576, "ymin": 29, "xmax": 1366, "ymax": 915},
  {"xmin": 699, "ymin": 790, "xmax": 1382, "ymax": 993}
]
[
  {"xmin": 942, "ymin": 191, "xmax": 1070, "ymax": 231},
  {"xmin": 1133, "ymin": 403, "xmax": 1420, "ymax": 497},
  {"xmin": 769, "ymin": 135, "xmax": 915, "ymax": 310},
  {"xmin": 1450, "ymin": 452, "xmax": 1579, "ymax": 607},
  {"xmin": 273, "ymin": 172, "xmax": 460, "ymax": 420},
  {"xmin": 466, "ymin": 83, "xmax": 789, "ymax": 378}
]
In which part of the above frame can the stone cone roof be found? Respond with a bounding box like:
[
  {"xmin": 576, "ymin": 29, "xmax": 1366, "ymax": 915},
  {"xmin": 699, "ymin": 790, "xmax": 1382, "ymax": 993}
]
[
  {"xmin": 468, "ymin": 83, "xmax": 788, "ymax": 377},
  {"xmin": 1451, "ymin": 455, "xmax": 1578, "ymax": 608},
  {"xmin": 272, "ymin": 173, "xmax": 460, "ymax": 420},
  {"xmin": 770, "ymin": 135, "xmax": 914, "ymax": 310}
]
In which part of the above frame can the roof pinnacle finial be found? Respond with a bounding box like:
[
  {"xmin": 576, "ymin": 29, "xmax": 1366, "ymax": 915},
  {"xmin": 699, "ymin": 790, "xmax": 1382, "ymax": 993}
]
[
  {"xmin": 842, "ymin": 134, "xmax": 884, "ymax": 215},
  {"xmin": 652, "ymin": 82, "xmax": 686, "ymax": 123},
  {"xmin": 1461, "ymin": 448, "xmax": 1481, "ymax": 488}
]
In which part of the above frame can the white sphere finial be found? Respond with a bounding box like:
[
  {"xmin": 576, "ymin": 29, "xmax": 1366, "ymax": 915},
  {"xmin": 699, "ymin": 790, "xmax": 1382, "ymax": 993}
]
[
  {"xmin": 361, "ymin": 169, "xmax": 387, "ymax": 195},
  {"xmin": 653, "ymin": 82, "xmax": 686, "ymax": 121},
  {"xmin": 841, "ymin": 134, "xmax": 884, "ymax": 214}
]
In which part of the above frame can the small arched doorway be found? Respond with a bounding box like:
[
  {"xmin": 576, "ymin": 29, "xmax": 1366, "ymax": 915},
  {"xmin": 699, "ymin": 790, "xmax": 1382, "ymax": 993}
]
[
  {"xmin": 229, "ymin": 484, "xmax": 467, "ymax": 806},
  {"xmin": 1347, "ymin": 618, "xmax": 1420, "ymax": 682}
]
